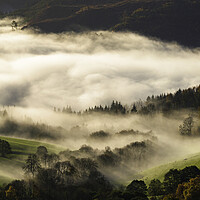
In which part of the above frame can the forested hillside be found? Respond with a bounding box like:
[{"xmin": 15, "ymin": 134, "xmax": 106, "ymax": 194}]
[{"xmin": 3, "ymin": 0, "xmax": 200, "ymax": 47}]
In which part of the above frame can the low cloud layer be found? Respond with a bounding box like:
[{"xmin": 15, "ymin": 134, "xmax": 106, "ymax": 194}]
[{"xmin": 0, "ymin": 18, "xmax": 200, "ymax": 110}]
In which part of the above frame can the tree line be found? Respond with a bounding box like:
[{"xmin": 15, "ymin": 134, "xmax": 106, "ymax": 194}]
[{"xmin": 54, "ymin": 85, "xmax": 200, "ymax": 115}]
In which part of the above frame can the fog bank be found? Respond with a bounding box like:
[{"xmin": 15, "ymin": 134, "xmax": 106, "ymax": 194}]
[{"xmin": 0, "ymin": 18, "xmax": 199, "ymax": 110}]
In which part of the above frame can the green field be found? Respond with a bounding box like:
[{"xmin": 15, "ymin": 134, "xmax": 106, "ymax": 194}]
[
  {"xmin": 140, "ymin": 152, "xmax": 200, "ymax": 185},
  {"xmin": 0, "ymin": 135, "xmax": 65, "ymax": 186}
]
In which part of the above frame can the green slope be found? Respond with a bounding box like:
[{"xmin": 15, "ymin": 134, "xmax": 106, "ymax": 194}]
[
  {"xmin": 141, "ymin": 152, "xmax": 200, "ymax": 185},
  {"xmin": 0, "ymin": 135, "xmax": 64, "ymax": 186}
]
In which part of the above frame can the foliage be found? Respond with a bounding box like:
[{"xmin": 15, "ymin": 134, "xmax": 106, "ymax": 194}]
[
  {"xmin": 163, "ymin": 166, "xmax": 200, "ymax": 194},
  {"xmin": 179, "ymin": 115, "xmax": 194, "ymax": 136},
  {"xmin": 176, "ymin": 175, "xmax": 200, "ymax": 200},
  {"xmin": 36, "ymin": 146, "xmax": 48, "ymax": 167},
  {"xmin": 5, "ymin": 180, "xmax": 29, "ymax": 200},
  {"xmin": 90, "ymin": 130, "xmax": 110, "ymax": 139},
  {"xmin": 23, "ymin": 154, "xmax": 41, "ymax": 177},
  {"xmin": 124, "ymin": 180, "xmax": 148, "ymax": 200},
  {"xmin": 148, "ymin": 179, "xmax": 164, "ymax": 196},
  {"xmin": 5, "ymin": 186, "xmax": 17, "ymax": 200},
  {"xmin": 163, "ymin": 193, "xmax": 177, "ymax": 200},
  {"xmin": 0, "ymin": 119, "xmax": 64, "ymax": 141},
  {"xmin": 36, "ymin": 146, "xmax": 48, "ymax": 156},
  {"xmin": 163, "ymin": 169, "xmax": 181, "ymax": 194},
  {"xmin": 3, "ymin": 143, "xmax": 200, "ymax": 200},
  {"xmin": 0, "ymin": 139, "xmax": 11, "ymax": 157}
]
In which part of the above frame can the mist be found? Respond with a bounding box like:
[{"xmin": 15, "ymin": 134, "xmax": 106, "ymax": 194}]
[
  {"xmin": 0, "ymin": 18, "xmax": 200, "ymax": 184},
  {"xmin": 0, "ymin": 18, "xmax": 200, "ymax": 110}
]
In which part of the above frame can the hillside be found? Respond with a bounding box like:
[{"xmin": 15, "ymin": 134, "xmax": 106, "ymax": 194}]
[
  {"xmin": 0, "ymin": 136, "xmax": 64, "ymax": 186},
  {"xmin": 140, "ymin": 152, "xmax": 200, "ymax": 185},
  {"xmin": 6, "ymin": 0, "xmax": 199, "ymax": 47},
  {"xmin": 0, "ymin": 0, "xmax": 39, "ymax": 13}
]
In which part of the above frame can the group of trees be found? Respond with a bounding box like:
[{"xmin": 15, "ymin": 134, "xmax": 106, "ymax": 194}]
[
  {"xmin": 0, "ymin": 144, "xmax": 150, "ymax": 200},
  {"xmin": 144, "ymin": 85, "xmax": 200, "ymax": 114},
  {"xmin": 0, "ymin": 119, "xmax": 64, "ymax": 141},
  {"xmin": 54, "ymin": 101, "xmax": 128, "ymax": 115},
  {"xmin": 0, "ymin": 146, "xmax": 113, "ymax": 200},
  {"xmin": 53, "ymin": 106, "xmax": 74, "ymax": 114},
  {"xmin": 54, "ymin": 85, "xmax": 200, "ymax": 116},
  {"xmin": 148, "ymin": 166, "xmax": 200, "ymax": 199},
  {"xmin": 59, "ymin": 138, "xmax": 156, "ymax": 172},
  {"xmin": 0, "ymin": 139, "xmax": 11, "ymax": 157},
  {"xmin": 1, "ymin": 144, "xmax": 200, "ymax": 200}
]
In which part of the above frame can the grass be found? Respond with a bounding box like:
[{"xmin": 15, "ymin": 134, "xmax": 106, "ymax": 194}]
[
  {"xmin": 0, "ymin": 135, "xmax": 65, "ymax": 186},
  {"xmin": 140, "ymin": 152, "xmax": 200, "ymax": 185}
]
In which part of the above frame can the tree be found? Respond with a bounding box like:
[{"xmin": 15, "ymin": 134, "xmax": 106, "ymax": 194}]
[
  {"xmin": 35, "ymin": 168, "xmax": 62, "ymax": 200},
  {"xmin": 124, "ymin": 180, "xmax": 148, "ymax": 200},
  {"xmin": 179, "ymin": 115, "xmax": 194, "ymax": 136},
  {"xmin": 54, "ymin": 161, "xmax": 76, "ymax": 185},
  {"xmin": 23, "ymin": 154, "xmax": 41, "ymax": 177},
  {"xmin": 47, "ymin": 153, "xmax": 59, "ymax": 168},
  {"xmin": 11, "ymin": 21, "xmax": 18, "ymax": 30},
  {"xmin": 36, "ymin": 146, "xmax": 48, "ymax": 156},
  {"xmin": 148, "ymin": 179, "xmax": 164, "ymax": 196},
  {"xmin": 36, "ymin": 146, "xmax": 48, "ymax": 167},
  {"xmin": 163, "ymin": 169, "xmax": 181, "ymax": 194},
  {"xmin": 180, "ymin": 166, "xmax": 200, "ymax": 183},
  {"xmin": 164, "ymin": 166, "xmax": 200, "ymax": 195},
  {"xmin": 0, "ymin": 139, "xmax": 11, "ymax": 157},
  {"xmin": 131, "ymin": 104, "xmax": 137, "ymax": 113},
  {"xmin": 176, "ymin": 176, "xmax": 200, "ymax": 200}
]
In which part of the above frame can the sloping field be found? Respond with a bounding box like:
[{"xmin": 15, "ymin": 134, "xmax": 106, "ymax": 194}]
[
  {"xmin": 0, "ymin": 135, "xmax": 64, "ymax": 186},
  {"xmin": 141, "ymin": 152, "xmax": 200, "ymax": 185}
]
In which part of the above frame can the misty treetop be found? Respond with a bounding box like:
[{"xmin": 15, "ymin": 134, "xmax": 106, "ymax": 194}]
[
  {"xmin": 179, "ymin": 114, "xmax": 200, "ymax": 136},
  {"xmin": 19, "ymin": 146, "xmax": 113, "ymax": 200},
  {"xmin": 54, "ymin": 85, "xmax": 200, "ymax": 115},
  {"xmin": 0, "ymin": 117, "xmax": 65, "ymax": 141},
  {"xmin": 2, "ymin": 141, "xmax": 200, "ymax": 200}
]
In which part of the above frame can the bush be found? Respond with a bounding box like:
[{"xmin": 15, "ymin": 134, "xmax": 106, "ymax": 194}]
[{"xmin": 0, "ymin": 139, "xmax": 11, "ymax": 157}]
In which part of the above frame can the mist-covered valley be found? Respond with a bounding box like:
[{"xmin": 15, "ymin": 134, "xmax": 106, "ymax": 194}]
[
  {"xmin": 0, "ymin": 18, "xmax": 200, "ymax": 199},
  {"xmin": 0, "ymin": 18, "xmax": 200, "ymax": 109}
]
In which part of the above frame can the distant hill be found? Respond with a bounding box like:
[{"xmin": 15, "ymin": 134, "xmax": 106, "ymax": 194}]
[
  {"xmin": 3, "ymin": 0, "xmax": 199, "ymax": 47},
  {"xmin": 0, "ymin": 0, "xmax": 39, "ymax": 13}
]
